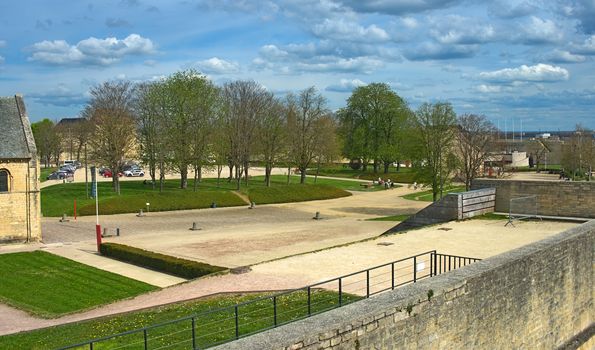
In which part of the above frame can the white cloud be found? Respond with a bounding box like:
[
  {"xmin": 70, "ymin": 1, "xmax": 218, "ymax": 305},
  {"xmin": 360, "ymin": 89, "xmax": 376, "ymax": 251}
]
[
  {"xmin": 259, "ymin": 45, "xmax": 289, "ymax": 60},
  {"xmin": 28, "ymin": 34, "xmax": 155, "ymax": 66},
  {"xmin": 0, "ymin": 40, "xmax": 6, "ymax": 48},
  {"xmin": 515, "ymin": 16, "xmax": 564, "ymax": 44},
  {"xmin": 476, "ymin": 84, "xmax": 502, "ymax": 93},
  {"xmin": 543, "ymin": 49, "xmax": 586, "ymax": 63},
  {"xmin": 430, "ymin": 15, "xmax": 496, "ymax": 45},
  {"xmin": 312, "ymin": 18, "xmax": 389, "ymax": 42},
  {"xmin": 479, "ymin": 63, "xmax": 569, "ymax": 83},
  {"xmin": 401, "ymin": 17, "xmax": 418, "ymax": 29},
  {"xmin": 571, "ymin": 35, "xmax": 595, "ymax": 55},
  {"xmin": 296, "ymin": 57, "xmax": 384, "ymax": 74},
  {"xmin": 325, "ymin": 78, "xmax": 367, "ymax": 92},
  {"xmin": 194, "ymin": 57, "xmax": 240, "ymax": 74}
]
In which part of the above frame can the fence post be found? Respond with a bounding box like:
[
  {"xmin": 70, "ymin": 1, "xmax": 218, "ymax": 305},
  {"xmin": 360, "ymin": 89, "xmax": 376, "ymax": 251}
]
[
  {"xmin": 235, "ymin": 305, "xmax": 239, "ymax": 339},
  {"xmin": 366, "ymin": 270, "xmax": 370, "ymax": 297},
  {"xmin": 413, "ymin": 256, "xmax": 417, "ymax": 283},
  {"xmin": 143, "ymin": 329, "xmax": 148, "ymax": 350},
  {"xmin": 338, "ymin": 278, "xmax": 342, "ymax": 306},
  {"xmin": 307, "ymin": 286, "xmax": 311, "ymax": 316},
  {"xmin": 90, "ymin": 343, "xmax": 93, "ymax": 350},
  {"xmin": 391, "ymin": 262, "xmax": 395, "ymax": 289},
  {"xmin": 434, "ymin": 252, "xmax": 438, "ymax": 276},
  {"xmin": 191, "ymin": 317, "xmax": 196, "ymax": 349},
  {"xmin": 273, "ymin": 296, "xmax": 277, "ymax": 327},
  {"xmin": 429, "ymin": 253, "xmax": 433, "ymax": 277}
]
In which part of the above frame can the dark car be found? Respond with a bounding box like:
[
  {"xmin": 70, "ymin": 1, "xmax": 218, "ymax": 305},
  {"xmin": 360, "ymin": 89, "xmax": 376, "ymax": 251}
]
[{"xmin": 47, "ymin": 171, "xmax": 68, "ymax": 180}]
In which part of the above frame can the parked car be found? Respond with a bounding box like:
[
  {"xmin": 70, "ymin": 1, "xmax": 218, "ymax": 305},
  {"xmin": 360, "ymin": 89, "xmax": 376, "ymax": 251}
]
[
  {"xmin": 103, "ymin": 169, "xmax": 123, "ymax": 178},
  {"xmin": 123, "ymin": 168, "xmax": 145, "ymax": 177},
  {"xmin": 47, "ymin": 171, "xmax": 68, "ymax": 180},
  {"xmin": 98, "ymin": 167, "xmax": 107, "ymax": 176},
  {"xmin": 60, "ymin": 165, "xmax": 76, "ymax": 174}
]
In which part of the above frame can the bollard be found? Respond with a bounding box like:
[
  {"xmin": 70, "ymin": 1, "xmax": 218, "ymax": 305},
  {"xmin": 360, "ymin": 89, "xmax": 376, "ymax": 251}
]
[
  {"xmin": 249, "ymin": 201, "xmax": 255, "ymax": 209},
  {"xmin": 137, "ymin": 209, "xmax": 145, "ymax": 217},
  {"xmin": 60, "ymin": 213, "xmax": 69, "ymax": 222},
  {"xmin": 189, "ymin": 222, "xmax": 201, "ymax": 231},
  {"xmin": 210, "ymin": 202, "xmax": 217, "ymax": 209},
  {"xmin": 313, "ymin": 211, "xmax": 321, "ymax": 220},
  {"xmin": 102, "ymin": 227, "xmax": 108, "ymax": 237},
  {"xmin": 116, "ymin": 228, "xmax": 120, "ymax": 236}
]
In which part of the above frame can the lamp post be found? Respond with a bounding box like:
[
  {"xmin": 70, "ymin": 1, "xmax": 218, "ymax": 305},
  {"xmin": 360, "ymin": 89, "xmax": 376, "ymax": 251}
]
[{"xmin": 94, "ymin": 166, "xmax": 101, "ymax": 252}]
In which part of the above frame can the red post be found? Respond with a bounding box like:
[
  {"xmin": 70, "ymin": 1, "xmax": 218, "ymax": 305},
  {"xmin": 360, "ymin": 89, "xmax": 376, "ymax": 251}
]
[
  {"xmin": 74, "ymin": 198, "xmax": 77, "ymax": 221},
  {"xmin": 96, "ymin": 224, "xmax": 102, "ymax": 252}
]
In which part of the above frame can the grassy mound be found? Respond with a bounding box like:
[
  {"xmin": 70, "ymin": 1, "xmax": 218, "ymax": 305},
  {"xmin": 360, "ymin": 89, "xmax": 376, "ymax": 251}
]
[
  {"xmin": 100, "ymin": 243, "xmax": 226, "ymax": 279},
  {"xmin": 0, "ymin": 251, "xmax": 156, "ymax": 318},
  {"xmin": 245, "ymin": 183, "xmax": 351, "ymax": 204}
]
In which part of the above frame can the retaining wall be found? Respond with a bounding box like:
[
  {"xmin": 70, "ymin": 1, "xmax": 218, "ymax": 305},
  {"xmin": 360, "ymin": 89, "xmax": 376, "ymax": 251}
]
[
  {"xmin": 471, "ymin": 179, "xmax": 595, "ymax": 218},
  {"xmin": 216, "ymin": 221, "xmax": 595, "ymax": 349}
]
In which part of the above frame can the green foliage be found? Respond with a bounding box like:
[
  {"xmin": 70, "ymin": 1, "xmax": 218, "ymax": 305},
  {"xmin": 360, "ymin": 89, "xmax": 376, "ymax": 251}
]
[
  {"xmin": 366, "ymin": 214, "xmax": 411, "ymax": 221},
  {"xmin": 0, "ymin": 251, "xmax": 156, "ymax": 318},
  {"xmin": 0, "ymin": 291, "xmax": 362, "ymax": 349},
  {"xmin": 100, "ymin": 243, "xmax": 226, "ymax": 279},
  {"xmin": 245, "ymin": 183, "xmax": 350, "ymax": 204},
  {"xmin": 427, "ymin": 289, "xmax": 434, "ymax": 301},
  {"xmin": 401, "ymin": 186, "xmax": 466, "ymax": 202}
]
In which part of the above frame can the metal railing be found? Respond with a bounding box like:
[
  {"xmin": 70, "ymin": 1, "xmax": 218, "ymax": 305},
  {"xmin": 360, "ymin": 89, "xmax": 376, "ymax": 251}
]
[{"xmin": 59, "ymin": 250, "xmax": 479, "ymax": 350}]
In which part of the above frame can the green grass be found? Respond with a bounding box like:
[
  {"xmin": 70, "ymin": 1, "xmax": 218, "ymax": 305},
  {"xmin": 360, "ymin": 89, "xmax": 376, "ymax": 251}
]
[
  {"xmin": 366, "ymin": 214, "xmax": 412, "ymax": 221},
  {"xmin": 306, "ymin": 164, "xmax": 417, "ymax": 183},
  {"xmin": 41, "ymin": 175, "xmax": 358, "ymax": 217},
  {"xmin": 401, "ymin": 186, "xmax": 467, "ymax": 202},
  {"xmin": 0, "ymin": 251, "xmax": 157, "ymax": 318},
  {"xmin": 0, "ymin": 290, "xmax": 361, "ymax": 350},
  {"xmin": 39, "ymin": 167, "xmax": 56, "ymax": 182}
]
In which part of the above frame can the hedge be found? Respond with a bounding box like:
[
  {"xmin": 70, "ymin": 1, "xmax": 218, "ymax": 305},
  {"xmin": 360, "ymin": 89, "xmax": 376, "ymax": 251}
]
[{"xmin": 99, "ymin": 243, "xmax": 226, "ymax": 279}]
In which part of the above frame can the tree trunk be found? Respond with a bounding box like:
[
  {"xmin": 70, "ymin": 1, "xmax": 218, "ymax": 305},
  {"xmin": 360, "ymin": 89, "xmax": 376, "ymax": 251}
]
[
  {"xmin": 300, "ymin": 168, "xmax": 306, "ymax": 184},
  {"xmin": 193, "ymin": 166, "xmax": 198, "ymax": 192},
  {"xmin": 197, "ymin": 165, "xmax": 202, "ymax": 183},
  {"xmin": 383, "ymin": 162, "xmax": 390, "ymax": 174},
  {"xmin": 243, "ymin": 162, "xmax": 249, "ymax": 187},
  {"xmin": 287, "ymin": 165, "xmax": 291, "ymax": 185},
  {"xmin": 314, "ymin": 161, "xmax": 320, "ymax": 183},
  {"xmin": 180, "ymin": 164, "xmax": 188, "ymax": 189},
  {"xmin": 217, "ymin": 164, "xmax": 223, "ymax": 187},
  {"xmin": 228, "ymin": 163, "xmax": 234, "ymax": 182},
  {"xmin": 265, "ymin": 163, "xmax": 272, "ymax": 187},
  {"xmin": 373, "ymin": 159, "xmax": 379, "ymax": 173},
  {"xmin": 235, "ymin": 165, "xmax": 241, "ymax": 190}
]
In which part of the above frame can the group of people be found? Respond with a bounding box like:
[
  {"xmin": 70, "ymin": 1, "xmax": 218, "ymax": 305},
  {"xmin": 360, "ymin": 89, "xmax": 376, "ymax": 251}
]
[{"xmin": 377, "ymin": 177, "xmax": 395, "ymax": 189}]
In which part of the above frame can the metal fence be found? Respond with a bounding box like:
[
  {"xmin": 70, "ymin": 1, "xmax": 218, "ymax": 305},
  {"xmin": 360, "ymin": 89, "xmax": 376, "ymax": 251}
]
[{"xmin": 59, "ymin": 250, "xmax": 480, "ymax": 350}]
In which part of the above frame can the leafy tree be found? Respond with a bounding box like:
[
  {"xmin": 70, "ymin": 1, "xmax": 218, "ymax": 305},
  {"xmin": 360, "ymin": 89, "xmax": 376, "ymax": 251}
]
[
  {"xmin": 257, "ymin": 99, "xmax": 287, "ymax": 187},
  {"xmin": 455, "ymin": 114, "xmax": 496, "ymax": 190},
  {"xmin": 312, "ymin": 114, "xmax": 340, "ymax": 183},
  {"xmin": 561, "ymin": 125, "xmax": 595, "ymax": 180},
  {"xmin": 412, "ymin": 102, "xmax": 458, "ymax": 201},
  {"xmin": 338, "ymin": 83, "xmax": 411, "ymax": 173},
  {"xmin": 86, "ymin": 81, "xmax": 137, "ymax": 194},
  {"xmin": 31, "ymin": 119, "xmax": 62, "ymax": 168}
]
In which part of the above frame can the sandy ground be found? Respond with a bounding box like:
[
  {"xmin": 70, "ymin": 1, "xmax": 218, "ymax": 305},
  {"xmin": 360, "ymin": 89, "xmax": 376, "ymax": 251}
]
[{"xmin": 0, "ymin": 181, "xmax": 581, "ymax": 336}]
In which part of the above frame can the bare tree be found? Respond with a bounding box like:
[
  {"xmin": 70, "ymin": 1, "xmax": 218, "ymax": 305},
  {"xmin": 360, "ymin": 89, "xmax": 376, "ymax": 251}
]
[
  {"xmin": 456, "ymin": 114, "xmax": 496, "ymax": 190},
  {"xmin": 288, "ymin": 87, "xmax": 330, "ymax": 184},
  {"xmin": 222, "ymin": 80, "xmax": 274, "ymax": 190},
  {"xmin": 86, "ymin": 81, "xmax": 137, "ymax": 194},
  {"xmin": 412, "ymin": 102, "xmax": 458, "ymax": 201},
  {"xmin": 312, "ymin": 114, "xmax": 340, "ymax": 183},
  {"xmin": 257, "ymin": 99, "xmax": 287, "ymax": 187}
]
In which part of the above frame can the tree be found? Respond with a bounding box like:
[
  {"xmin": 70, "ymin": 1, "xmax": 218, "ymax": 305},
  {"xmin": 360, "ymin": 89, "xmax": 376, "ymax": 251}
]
[
  {"xmin": 288, "ymin": 87, "xmax": 330, "ymax": 184},
  {"xmin": 31, "ymin": 119, "xmax": 62, "ymax": 168},
  {"xmin": 412, "ymin": 102, "xmax": 458, "ymax": 201},
  {"xmin": 561, "ymin": 125, "xmax": 595, "ymax": 180},
  {"xmin": 526, "ymin": 139, "xmax": 550, "ymax": 170},
  {"xmin": 338, "ymin": 83, "xmax": 411, "ymax": 173},
  {"xmin": 312, "ymin": 114, "xmax": 340, "ymax": 183},
  {"xmin": 86, "ymin": 81, "xmax": 137, "ymax": 194},
  {"xmin": 257, "ymin": 99, "xmax": 287, "ymax": 187},
  {"xmin": 455, "ymin": 114, "xmax": 496, "ymax": 190},
  {"xmin": 222, "ymin": 80, "xmax": 274, "ymax": 190}
]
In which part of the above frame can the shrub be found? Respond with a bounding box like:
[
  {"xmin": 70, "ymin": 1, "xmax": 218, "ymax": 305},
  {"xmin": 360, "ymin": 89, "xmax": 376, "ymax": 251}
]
[{"xmin": 100, "ymin": 243, "xmax": 226, "ymax": 279}]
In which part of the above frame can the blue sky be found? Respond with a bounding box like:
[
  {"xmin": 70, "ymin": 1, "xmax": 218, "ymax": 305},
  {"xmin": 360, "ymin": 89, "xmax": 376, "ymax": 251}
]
[{"xmin": 0, "ymin": 0, "xmax": 594, "ymax": 130}]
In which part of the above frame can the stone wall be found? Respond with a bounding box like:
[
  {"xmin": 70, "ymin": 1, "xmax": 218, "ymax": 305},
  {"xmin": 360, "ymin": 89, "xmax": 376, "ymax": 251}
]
[
  {"xmin": 0, "ymin": 160, "xmax": 41, "ymax": 242},
  {"xmin": 216, "ymin": 221, "xmax": 595, "ymax": 350},
  {"xmin": 472, "ymin": 178, "xmax": 595, "ymax": 218}
]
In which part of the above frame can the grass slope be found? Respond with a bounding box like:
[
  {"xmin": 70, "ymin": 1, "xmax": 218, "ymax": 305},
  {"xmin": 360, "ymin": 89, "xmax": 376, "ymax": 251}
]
[
  {"xmin": 39, "ymin": 167, "xmax": 56, "ymax": 182},
  {"xmin": 307, "ymin": 164, "xmax": 417, "ymax": 183},
  {"xmin": 0, "ymin": 291, "xmax": 361, "ymax": 349},
  {"xmin": 0, "ymin": 251, "xmax": 157, "ymax": 318},
  {"xmin": 366, "ymin": 214, "xmax": 412, "ymax": 221},
  {"xmin": 401, "ymin": 186, "xmax": 466, "ymax": 202},
  {"xmin": 41, "ymin": 175, "xmax": 356, "ymax": 217}
]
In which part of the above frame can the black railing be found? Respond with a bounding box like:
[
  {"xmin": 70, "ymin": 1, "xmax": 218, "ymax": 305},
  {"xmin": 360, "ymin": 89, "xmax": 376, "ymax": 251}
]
[{"xmin": 58, "ymin": 251, "xmax": 479, "ymax": 350}]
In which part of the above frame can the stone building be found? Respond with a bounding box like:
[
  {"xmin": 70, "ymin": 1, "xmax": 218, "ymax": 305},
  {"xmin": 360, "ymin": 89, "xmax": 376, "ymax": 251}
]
[{"xmin": 0, "ymin": 95, "xmax": 41, "ymax": 242}]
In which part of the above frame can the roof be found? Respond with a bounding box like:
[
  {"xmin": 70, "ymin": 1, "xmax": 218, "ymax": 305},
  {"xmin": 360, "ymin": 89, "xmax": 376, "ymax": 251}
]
[
  {"xmin": 57, "ymin": 117, "xmax": 85, "ymax": 126},
  {"xmin": 0, "ymin": 95, "xmax": 36, "ymax": 159}
]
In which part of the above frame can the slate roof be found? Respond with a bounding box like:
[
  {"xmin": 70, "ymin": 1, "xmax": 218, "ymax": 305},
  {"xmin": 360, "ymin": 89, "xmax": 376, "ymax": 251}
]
[{"xmin": 0, "ymin": 95, "xmax": 34, "ymax": 159}]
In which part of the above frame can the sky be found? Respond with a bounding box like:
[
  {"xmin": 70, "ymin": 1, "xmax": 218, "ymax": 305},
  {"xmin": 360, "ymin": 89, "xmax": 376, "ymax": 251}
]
[{"xmin": 0, "ymin": 0, "xmax": 594, "ymax": 131}]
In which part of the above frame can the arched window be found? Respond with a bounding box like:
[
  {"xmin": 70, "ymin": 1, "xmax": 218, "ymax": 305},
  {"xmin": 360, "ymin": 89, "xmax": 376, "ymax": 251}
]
[{"xmin": 0, "ymin": 169, "xmax": 9, "ymax": 192}]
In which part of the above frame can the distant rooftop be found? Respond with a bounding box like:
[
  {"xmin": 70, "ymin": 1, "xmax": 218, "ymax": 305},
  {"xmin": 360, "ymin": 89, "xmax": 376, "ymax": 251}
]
[{"xmin": 57, "ymin": 117, "xmax": 85, "ymax": 126}]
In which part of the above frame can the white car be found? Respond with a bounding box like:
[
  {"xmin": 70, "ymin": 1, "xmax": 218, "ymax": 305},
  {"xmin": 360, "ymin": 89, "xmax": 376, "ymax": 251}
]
[{"xmin": 124, "ymin": 169, "xmax": 145, "ymax": 177}]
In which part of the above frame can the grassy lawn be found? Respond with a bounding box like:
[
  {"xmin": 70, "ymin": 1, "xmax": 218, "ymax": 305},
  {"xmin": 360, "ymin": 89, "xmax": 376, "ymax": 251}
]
[
  {"xmin": 0, "ymin": 251, "xmax": 157, "ymax": 318},
  {"xmin": 39, "ymin": 167, "xmax": 56, "ymax": 182},
  {"xmin": 366, "ymin": 214, "xmax": 412, "ymax": 222},
  {"xmin": 41, "ymin": 176, "xmax": 357, "ymax": 217},
  {"xmin": 0, "ymin": 290, "xmax": 361, "ymax": 350},
  {"xmin": 307, "ymin": 164, "xmax": 417, "ymax": 183},
  {"xmin": 401, "ymin": 186, "xmax": 467, "ymax": 202}
]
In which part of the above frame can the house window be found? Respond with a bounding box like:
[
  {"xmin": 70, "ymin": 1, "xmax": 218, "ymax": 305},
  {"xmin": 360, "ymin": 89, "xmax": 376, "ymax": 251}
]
[{"xmin": 0, "ymin": 169, "xmax": 9, "ymax": 192}]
